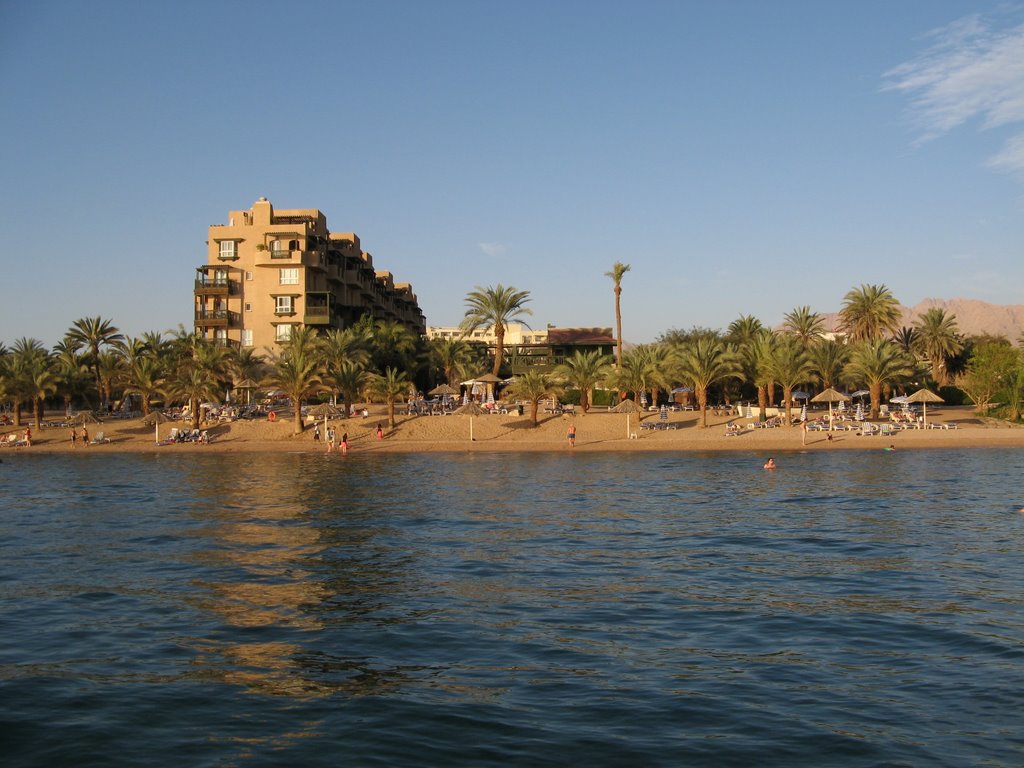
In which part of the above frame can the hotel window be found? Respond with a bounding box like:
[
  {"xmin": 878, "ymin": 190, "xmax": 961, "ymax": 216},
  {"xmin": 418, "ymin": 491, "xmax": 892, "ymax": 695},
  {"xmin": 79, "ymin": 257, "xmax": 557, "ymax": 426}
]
[
  {"xmin": 275, "ymin": 296, "xmax": 294, "ymax": 314},
  {"xmin": 244, "ymin": 302, "xmax": 252, "ymax": 312},
  {"xmin": 218, "ymin": 241, "xmax": 237, "ymax": 261},
  {"xmin": 241, "ymin": 329, "xmax": 253, "ymax": 347},
  {"xmin": 279, "ymin": 268, "xmax": 299, "ymax": 285},
  {"xmin": 276, "ymin": 324, "xmax": 293, "ymax": 343},
  {"xmin": 245, "ymin": 271, "xmax": 253, "ymax": 281}
]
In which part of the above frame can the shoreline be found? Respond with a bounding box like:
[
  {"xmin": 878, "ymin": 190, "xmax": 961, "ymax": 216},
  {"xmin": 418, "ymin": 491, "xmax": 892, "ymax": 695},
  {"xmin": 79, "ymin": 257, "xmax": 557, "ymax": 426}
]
[{"xmin": 4, "ymin": 406, "xmax": 1023, "ymax": 455}]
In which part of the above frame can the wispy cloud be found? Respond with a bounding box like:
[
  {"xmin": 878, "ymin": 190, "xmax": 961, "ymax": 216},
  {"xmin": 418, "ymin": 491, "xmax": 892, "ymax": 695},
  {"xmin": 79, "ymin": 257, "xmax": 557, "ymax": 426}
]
[
  {"xmin": 478, "ymin": 242, "xmax": 506, "ymax": 258},
  {"xmin": 883, "ymin": 12, "xmax": 1024, "ymax": 174}
]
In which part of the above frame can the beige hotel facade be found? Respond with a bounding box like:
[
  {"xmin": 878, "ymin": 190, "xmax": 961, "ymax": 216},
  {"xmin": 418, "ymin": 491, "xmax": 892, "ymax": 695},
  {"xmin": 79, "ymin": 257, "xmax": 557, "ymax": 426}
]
[{"xmin": 195, "ymin": 198, "xmax": 425, "ymax": 351}]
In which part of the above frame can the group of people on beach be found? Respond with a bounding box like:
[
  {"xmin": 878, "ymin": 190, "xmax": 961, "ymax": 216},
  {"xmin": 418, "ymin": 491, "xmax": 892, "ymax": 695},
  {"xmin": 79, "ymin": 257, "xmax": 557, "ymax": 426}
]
[{"xmin": 313, "ymin": 424, "xmax": 350, "ymax": 454}]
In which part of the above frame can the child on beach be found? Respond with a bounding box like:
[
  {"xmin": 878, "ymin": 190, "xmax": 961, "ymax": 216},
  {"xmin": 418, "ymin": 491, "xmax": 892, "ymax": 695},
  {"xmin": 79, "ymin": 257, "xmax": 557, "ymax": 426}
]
[
  {"xmin": 341, "ymin": 432, "xmax": 349, "ymax": 454},
  {"xmin": 327, "ymin": 427, "xmax": 335, "ymax": 453}
]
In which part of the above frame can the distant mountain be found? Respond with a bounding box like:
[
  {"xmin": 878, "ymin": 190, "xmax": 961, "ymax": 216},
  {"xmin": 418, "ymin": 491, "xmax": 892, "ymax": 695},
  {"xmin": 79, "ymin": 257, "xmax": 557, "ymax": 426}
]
[{"xmin": 820, "ymin": 298, "xmax": 1024, "ymax": 341}]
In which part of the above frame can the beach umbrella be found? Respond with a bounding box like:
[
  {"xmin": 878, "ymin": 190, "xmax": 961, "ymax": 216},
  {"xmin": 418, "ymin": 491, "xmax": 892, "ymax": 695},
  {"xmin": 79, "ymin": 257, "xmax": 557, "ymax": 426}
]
[
  {"xmin": 142, "ymin": 410, "xmax": 170, "ymax": 443},
  {"xmin": 454, "ymin": 400, "xmax": 487, "ymax": 442},
  {"xmin": 611, "ymin": 399, "xmax": 642, "ymax": 413},
  {"xmin": 659, "ymin": 405, "xmax": 668, "ymax": 422},
  {"xmin": 811, "ymin": 387, "xmax": 850, "ymax": 430},
  {"xmin": 308, "ymin": 402, "xmax": 341, "ymax": 436},
  {"xmin": 67, "ymin": 412, "xmax": 102, "ymax": 426},
  {"xmin": 889, "ymin": 395, "xmax": 909, "ymax": 404},
  {"xmin": 905, "ymin": 388, "xmax": 944, "ymax": 428},
  {"xmin": 670, "ymin": 387, "xmax": 693, "ymax": 394},
  {"xmin": 428, "ymin": 383, "xmax": 457, "ymax": 396}
]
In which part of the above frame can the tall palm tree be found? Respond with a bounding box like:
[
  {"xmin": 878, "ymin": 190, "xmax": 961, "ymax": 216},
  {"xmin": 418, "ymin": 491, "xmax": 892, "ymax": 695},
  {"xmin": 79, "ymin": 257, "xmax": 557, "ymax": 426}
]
[
  {"xmin": 365, "ymin": 367, "xmax": 412, "ymax": 428},
  {"xmin": 809, "ymin": 338, "xmax": 850, "ymax": 391},
  {"xmin": 368, "ymin": 319, "xmax": 418, "ymax": 375},
  {"xmin": 428, "ymin": 337, "xmax": 474, "ymax": 386},
  {"xmin": 838, "ymin": 284, "xmax": 902, "ymax": 343},
  {"xmin": 556, "ymin": 349, "xmax": 613, "ymax": 413},
  {"xmin": 5, "ymin": 338, "xmax": 50, "ymax": 427},
  {"xmin": 892, "ymin": 326, "xmax": 919, "ymax": 354},
  {"xmin": 505, "ymin": 370, "xmax": 563, "ymax": 426},
  {"xmin": 763, "ymin": 336, "xmax": 815, "ymax": 426},
  {"xmin": 843, "ymin": 340, "xmax": 915, "ymax": 420},
  {"xmin": 122, "ymin": 356, "xmax": 166, "ymax": 415},
  {"xmin": 605, "ymin": 262, "xmax": 630, "ymax": 367},
  {"xmin": 913, "ymin": 307, "xmax": 963, "ymax": 387},
  {"xmin": 66, "ymin": 316, "xmax": 124, "ymax": 407},
  {"xmin": 166, "ymin": 335, "xmax": 231, "ymax": 430},
  {"xmin": 51, "ymin": 340, "xmax": 92, "ymax": 416},
  {"xmin": 782, "ymin": 306, "xmax": 826, "ymax": 347},
  {"xmin": 727, "ymin": 315, "xmax": 766, "ymax": 413},
  {"xmin": 327, "ymin": 360, "xmax": 371, "ymax": 418},
  {"xmin": 460, "ymin": 285, "xmax": 532, "ymax": 377},
  {"xmin": 268, "ymin": 328, "xmax": 324, "ymax": 434},
  {"xmin": 320, "ymin": 327, "xmax": 370, "ymax": 405},
  {"xmin": 671, "ymin": 337, "xmax": 742, "ymax": 428}
]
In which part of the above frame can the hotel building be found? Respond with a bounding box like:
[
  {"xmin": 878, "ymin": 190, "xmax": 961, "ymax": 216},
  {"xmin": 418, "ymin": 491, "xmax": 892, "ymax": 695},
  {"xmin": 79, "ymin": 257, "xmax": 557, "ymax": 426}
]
[{"xmin": 195, "ymin": 197, "xmax": 425, "ymax": 351}]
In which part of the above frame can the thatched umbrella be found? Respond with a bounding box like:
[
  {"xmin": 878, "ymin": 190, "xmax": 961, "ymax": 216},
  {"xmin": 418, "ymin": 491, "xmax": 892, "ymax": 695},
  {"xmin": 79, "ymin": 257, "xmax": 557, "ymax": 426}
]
[
  {"xmin": 308, "ymin": 402, "xmax": 341, "ymax": 437},
  {"xmin": 428, "ymin": 383, "xmax": 457, "ymax": 396},
  {"xmin": 810, "ymin": 388, "xmax": 850, "ymax": 430},
  {"xmin": 233, "ymin": 378, "xmax": 259, "ymax": 405},
  {"xmin": 473, "ymin": 372, "xmax": 502, "ymax": 404},
  {"xmin": 612, "ymin": 397, "xmax": 643, "ymax": 438},
  {"xmin": 67, "ymin": 412, "xmax": 102, "ymax": 426},
  {"xmin": 453, "ymin": 400, "xmax": 487, "ymax": 441},
  {"xmin": 905, "ymin": 388, "xmax": 944, "ymax": 428},
  {"xmin": 142, "ymin": 410, "xmax": 170, "ymax": 443}
]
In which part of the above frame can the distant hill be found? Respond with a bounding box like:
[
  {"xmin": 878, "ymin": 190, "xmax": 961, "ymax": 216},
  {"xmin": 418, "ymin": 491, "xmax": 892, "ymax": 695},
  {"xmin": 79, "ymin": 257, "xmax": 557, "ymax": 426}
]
[{"xmin": 821, "ymin": 298, "xmax": 1024, "ymax": 341}]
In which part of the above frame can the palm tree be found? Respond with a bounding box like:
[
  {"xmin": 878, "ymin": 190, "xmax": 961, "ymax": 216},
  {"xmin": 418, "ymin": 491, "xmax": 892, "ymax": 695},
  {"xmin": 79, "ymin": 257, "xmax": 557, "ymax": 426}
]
[
  {"xmin": 122, "ymin": 356, "xmax": 166, "ymax": 415},
  {"xmin": 671, "ymin": 337, "xmax": 742, "ymax": 427},
  {"xmin": 556, "ymin": 349, "xmax": 613, "ymax": 412},
  {"xmin": 763, "ymin": 336, "xmax": 815, "ymax": 426},
  {"xmin": 892, "ymin": 326, "xmax": 919, "ymax": 354},
  {"xmin": 97, "ymin": 351, "xmax": 125, "ymax": 410},
  {"xmin": 843, "ymin": 340, "xmax": 915, "ymax": 420},
  {"xmin": 365, "ymin": 367, "xmax": 411, "ymax": 428},
  {"xmin": 268, "ymin": 328, "xmax": 324, "ymax": 434},
  {"xmin": 5, "ymin": 338, "xmax": 50, "ymax": 427},
  {"xmin": 914, "ymin": 307, "xmax": 963, "ymax": 387},
  {"xmin": 505, "ymin": 370, "xmax": 563, "ymax": 426},
  {"xmin": 460, "ymin": 285, "xmax": 532, "ymax": 377},
  {"xmin": 65, "ymin": 316, "xmax": 124, "ymax": 407},
  {"xmin": 166, "ymin": 335, "xmax": 231, "ymax": 430},
  {"xmin": 428, "ymin": 337, "xmax": 474, "ymax": 386},
  {"xmin": 25, "ymin": 354, "xmax": 58, "ymax": 430},
  {"xmin": 809, "ymin": 339, "xmax": 850, "ymax": 391},
  {"xmin": 727, "ymin": 315, "xmax": 766, "ymax": 414},
  {"xmin": 838, "ymin": 284, "xmax": 902, "ymax": 343},
  {"xmin": 782, "ymin": 306, "xmax": 826, "ymax": 347},
  {"xmin": 51, "ymin": 340, "xmax": 92, "ymax": 416},
  {"xmin": 327, "ymin": 360, "xmax": 371, "ymax": 418},
  {"xmin": 368, "ymin": 320, "xmax": 418, "ymax": 374},
  {"xmin": 320, "ymin": 327, "xmax": 370, "ymax": 405},
  {"xmin": 605, "ymin": 262, "xmax": 630, "ymax": 367}
]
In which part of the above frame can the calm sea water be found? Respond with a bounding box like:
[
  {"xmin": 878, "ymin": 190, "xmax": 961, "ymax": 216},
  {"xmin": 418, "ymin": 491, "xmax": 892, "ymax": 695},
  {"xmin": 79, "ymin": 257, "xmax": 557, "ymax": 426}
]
[{"xmin": 1, "ymin": 449, "xmax": 1022, "ymax": 767}]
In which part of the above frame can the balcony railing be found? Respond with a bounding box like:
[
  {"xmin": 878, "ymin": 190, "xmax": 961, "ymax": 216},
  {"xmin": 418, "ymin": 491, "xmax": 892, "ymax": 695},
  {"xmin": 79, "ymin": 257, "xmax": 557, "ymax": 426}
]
[
  {"xmin": 194, "ymin": 278, "xmax": 237, "ymax": 294},
  {"xmin": 195, "ymin": 309, "xmax": 239, "ymax": 327}
]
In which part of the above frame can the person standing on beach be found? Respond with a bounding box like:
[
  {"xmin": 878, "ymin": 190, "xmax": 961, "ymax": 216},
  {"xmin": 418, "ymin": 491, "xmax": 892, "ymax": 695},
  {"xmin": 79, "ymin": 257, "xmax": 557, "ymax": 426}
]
[
  {"xmin": 313, "ymin": 425, "xmax": 321, "ymax": 444},
  {"xmin": 326, "ymin": 427, "xmax": 335, "ymax": 453},
  {"xmin": 376, "ymin": 423, "xmax": 384, "ymax": 440},
  {"xmin": 81, "ymin": 427, "xmax": 89, "ymax": 446},
  {"xmin": 341, "ymin": 432, "xmax": 349, "ymax": 454},
  {"xmin": 71, "ymin": 428, "xmax": 77, "ymax": 447},
  {"xmin": 567, "ymin": 423, "xmax": 576, "ymax": 448}
]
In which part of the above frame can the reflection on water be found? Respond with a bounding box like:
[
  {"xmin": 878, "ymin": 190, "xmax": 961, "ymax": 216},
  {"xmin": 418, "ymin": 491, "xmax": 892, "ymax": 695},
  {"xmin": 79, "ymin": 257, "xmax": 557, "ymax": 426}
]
[{"xmin": 1, "ymin": 449, "xmax": 1023, "ymax": 766}]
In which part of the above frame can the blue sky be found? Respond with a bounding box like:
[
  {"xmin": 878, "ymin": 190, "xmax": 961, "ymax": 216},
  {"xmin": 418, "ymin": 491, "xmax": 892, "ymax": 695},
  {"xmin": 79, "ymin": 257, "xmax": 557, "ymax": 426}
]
[{"xmin": 2, "ymin": 1, "xmax": 1022, "ymax": 347}]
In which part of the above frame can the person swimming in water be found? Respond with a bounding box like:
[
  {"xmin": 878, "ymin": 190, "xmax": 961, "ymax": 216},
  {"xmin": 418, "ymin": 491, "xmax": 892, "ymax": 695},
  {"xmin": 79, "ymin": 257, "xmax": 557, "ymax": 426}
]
[{"xmin": 763, "ymin": 458, "xmax": 776, "ymax": 469}]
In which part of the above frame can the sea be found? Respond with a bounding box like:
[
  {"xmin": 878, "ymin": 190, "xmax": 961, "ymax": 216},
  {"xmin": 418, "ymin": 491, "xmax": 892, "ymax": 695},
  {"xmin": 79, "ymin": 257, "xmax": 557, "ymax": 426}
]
[{"xmin": 1, "ymin": 449, "xmax": 1022, "ymax": 767}]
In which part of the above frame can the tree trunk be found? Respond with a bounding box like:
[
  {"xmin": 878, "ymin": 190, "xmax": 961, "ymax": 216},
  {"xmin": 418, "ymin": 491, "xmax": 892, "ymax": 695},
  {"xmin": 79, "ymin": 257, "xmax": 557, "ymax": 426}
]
[
  {"xmin": 191, "ymin": 397, "xmax": 201, "ymax": 431},
  {"xmin": 870, "ymin": 383, "xmax": 882, "ymax": 421},
  {"xmin": 33, "ymin": 398, "xmax": 42, "ymax": 430},
  {"xmin": 698, "ymin": 387, "xmax": 709, "ymax": 428},
  {"xmin": 614, "ymin": 285, "xmax": 623, "ymax": 368},
  {"xmin": 292, "ymin": 396, "xmax": 303, "ymax": 434},
  {"xmin": 388, "ymin": 400, "xmax": 396, "ymax": 428},
  {"xmin": 492, "ymin": 323, "xmax": 504, "ymax": 377},
  {"xmin": 530, "ymin": 399, "xmax": 539, "ymax": 426},
  {"xmin": 783, "ymin": 387, "xmax": 793, "ymax": 426},
  {"xmin": 757, "ymin": 385, "xmax": 767, "ymax": 423},
  {"xmin": 13, "ymin": 402, "xmax": 22, "ymax": 427},
  {"xmin": 767, "ymin": 382, "xmax": 776, "ymax": 408}
]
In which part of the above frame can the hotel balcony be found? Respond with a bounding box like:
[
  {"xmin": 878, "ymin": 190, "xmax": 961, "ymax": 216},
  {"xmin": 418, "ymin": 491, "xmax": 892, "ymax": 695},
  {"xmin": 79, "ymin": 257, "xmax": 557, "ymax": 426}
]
[
  {"xmin": 195, "ymin": 309, "xmax": 240, "ymax": 328},
  {"xmin": 255, "ymin": 247, "xmax": 298, "ymax": 267},
  {"xmin": 194, "ymin": 277, "xmax": 238, "ymax": 295},
  {"xmin": 304, "ymin": 293, "xmax": 334, "ymax": 325}
]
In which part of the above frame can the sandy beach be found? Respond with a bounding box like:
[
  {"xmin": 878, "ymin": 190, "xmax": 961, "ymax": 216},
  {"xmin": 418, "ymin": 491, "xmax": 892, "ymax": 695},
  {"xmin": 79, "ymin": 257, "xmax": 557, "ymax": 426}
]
[{"xmin": 4, "ymin": 405, "xmax": 1023, "ymax": 455}]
